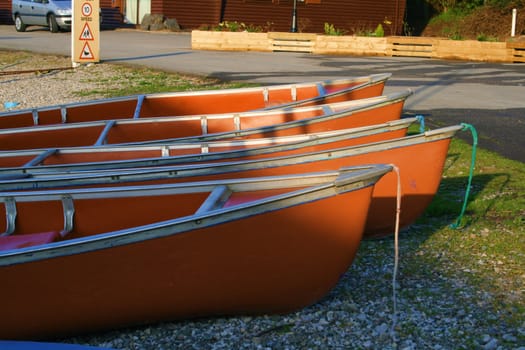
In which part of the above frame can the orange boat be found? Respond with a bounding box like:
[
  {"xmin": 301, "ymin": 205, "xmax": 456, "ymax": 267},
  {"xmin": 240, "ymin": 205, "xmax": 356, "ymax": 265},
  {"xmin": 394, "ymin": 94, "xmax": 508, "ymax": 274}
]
[
  {"xmin": 0, "ymin": 125, "xmax": 464, "ymax": 238},
  {"xmin": 0, "ymin": 165, "xmax": 393, "ymax": 339},
  {"xmin": 0, "ymin": 90, "xmax": 410, "ymax": 151},
  {"xmin": 0, "ymin": 73, "xmax": 390, "ymax": 129},
  {"xmin": 0, "ymin": 118, "xmax": 417, "ymax": 174}
]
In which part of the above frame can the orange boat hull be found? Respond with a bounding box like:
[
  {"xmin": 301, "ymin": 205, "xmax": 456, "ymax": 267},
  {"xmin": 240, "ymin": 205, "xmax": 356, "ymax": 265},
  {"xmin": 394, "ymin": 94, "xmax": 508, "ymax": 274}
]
[
  {"xmin": 0, "ymin": 178, "xmax": 376, "ymax": 339},
  {"xmin": 192, "ymin": 138, "xmax": 452, "ymax": 237},
  {"xmin": 0, "ymin": 120, "xmax": 413, "ymax": 169},
  {"xmin": 0, "ymin": 93, "xmax": 406, "ymax": 151},
  {"xmin": 0, "ymin": 75, "xmax": 389, "ymax": 129},
  {"xmin": 0, "ymin": 131, "xmax": 456, "ymax": 237}
]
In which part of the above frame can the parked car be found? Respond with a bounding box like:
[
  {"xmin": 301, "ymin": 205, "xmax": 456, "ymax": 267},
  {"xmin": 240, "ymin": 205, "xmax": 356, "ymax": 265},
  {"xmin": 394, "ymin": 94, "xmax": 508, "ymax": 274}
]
[{"xmin": 12, "ymin": 0, "xmax": 72, "ymax": 33}]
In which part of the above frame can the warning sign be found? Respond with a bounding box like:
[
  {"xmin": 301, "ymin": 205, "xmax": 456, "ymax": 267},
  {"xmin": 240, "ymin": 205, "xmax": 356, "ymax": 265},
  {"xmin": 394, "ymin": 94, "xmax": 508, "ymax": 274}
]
[
  {"xmin": 72, "ymin": 0, "xmax": 100, "ymax": 64},
  {"xmin": 79, "ymin": 42, "xmax": 95, "ymax": 60},
  {"xmin": 79, "ymin": 23, "xmax": 94, "ymax": 40}
]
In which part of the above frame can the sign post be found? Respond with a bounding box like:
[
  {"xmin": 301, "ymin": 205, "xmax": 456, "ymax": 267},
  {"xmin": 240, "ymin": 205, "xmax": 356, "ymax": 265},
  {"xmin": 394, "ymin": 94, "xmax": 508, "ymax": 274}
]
[{"xmin": 71, "ymin": 0, "xmax": 100, "ymax": 65}]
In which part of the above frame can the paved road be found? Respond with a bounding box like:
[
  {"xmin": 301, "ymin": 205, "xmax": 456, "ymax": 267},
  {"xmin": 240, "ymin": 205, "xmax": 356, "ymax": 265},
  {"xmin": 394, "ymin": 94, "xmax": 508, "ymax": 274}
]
[{"xmin": 1, "ymin": 26, "xmax": 524, "ymax": 162}]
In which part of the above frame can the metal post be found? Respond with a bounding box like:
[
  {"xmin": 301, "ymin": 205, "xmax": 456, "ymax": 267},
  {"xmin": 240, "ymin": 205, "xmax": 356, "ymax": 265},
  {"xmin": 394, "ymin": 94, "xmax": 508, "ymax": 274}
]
[
  {"xmin": 136, "ymin": 0, "xmax": 140, "ymax": 25},
  {"xmin": 291, "ymin": 0, "xmax": 298, "ymax": 33}
]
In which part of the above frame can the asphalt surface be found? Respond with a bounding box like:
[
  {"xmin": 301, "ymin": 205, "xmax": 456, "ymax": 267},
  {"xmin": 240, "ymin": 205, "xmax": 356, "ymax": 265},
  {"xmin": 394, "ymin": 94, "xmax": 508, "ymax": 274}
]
[{"xmin": 1, "ymin": 26, "xmax": 524, "ymax": 162}]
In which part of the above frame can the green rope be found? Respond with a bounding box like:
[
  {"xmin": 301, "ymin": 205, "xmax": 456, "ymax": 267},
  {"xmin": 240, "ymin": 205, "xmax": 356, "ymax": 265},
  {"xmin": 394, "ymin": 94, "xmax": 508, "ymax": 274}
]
[
  {"xmin": 450, "ymin": 123, "xmax": 478, "ymax": 229},
  {"xmin": 415, "ymin": 115, "xmax": 426, "ymax": 133}
]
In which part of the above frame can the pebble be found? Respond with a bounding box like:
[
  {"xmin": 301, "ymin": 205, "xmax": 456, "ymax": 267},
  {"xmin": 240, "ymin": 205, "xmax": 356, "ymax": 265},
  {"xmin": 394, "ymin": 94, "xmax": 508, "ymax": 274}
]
[
  {"xmin": 483, "ymin": 338, "xmax": 498, "ymax": 350},
  {"xmin": 482, "ymin": 334, "xmax": 492, "ymax": 343},
  {"xmin": 374, "ymin": 323, "xmax": 389, "ymax": 336},
  {"xmin": 503, "ymin": 334, "xmax": 517, "ymax": 342}
]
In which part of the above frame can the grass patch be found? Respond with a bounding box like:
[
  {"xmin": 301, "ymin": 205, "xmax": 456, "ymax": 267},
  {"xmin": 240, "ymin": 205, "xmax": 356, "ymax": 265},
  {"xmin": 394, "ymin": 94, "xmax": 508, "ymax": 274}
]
[
  {"xmin": 401, "ymin": 137, "xmax": 523, "ymax": 340},
  {"xmin": 1, "ymin": 49, "xmax": 255, "ymax": 104},
  {"xmin": 351, "ymin": 132, "xmax": 524, "ymax": 344},
  {"xmin": 72, "ymin": 65, "xmax": 254, "ymax": 98},
  {"xmin": 476, "ymin": 33, "xmax": 499, "ymax": 42}
]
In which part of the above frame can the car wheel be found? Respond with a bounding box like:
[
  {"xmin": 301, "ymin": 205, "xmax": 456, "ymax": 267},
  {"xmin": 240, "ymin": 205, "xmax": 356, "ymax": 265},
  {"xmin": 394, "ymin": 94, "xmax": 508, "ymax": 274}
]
[
  {"xmin": 48, "ymin": 14, "xmax": 59, "ymax": 33},
  {"xmin": 14, "ymin": 15, "xmax": 26, "ymax": 32}
]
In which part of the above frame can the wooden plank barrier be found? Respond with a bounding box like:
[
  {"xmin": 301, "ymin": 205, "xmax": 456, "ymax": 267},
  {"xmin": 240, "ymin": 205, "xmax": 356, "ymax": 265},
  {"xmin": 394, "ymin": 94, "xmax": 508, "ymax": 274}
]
[
  {"xmin": 507, "ymin": 42, "xmax": 525, "ymax": 63},
  {"xmin": 314, "ymin": 36, "xmax": 387, "ymax": 56},
  {"xmin": 191, "ymin": 30, "xmax": 270, "ymax": 52},
  {"xmin": 435, "ymin": 40, "xmax": 509, "ymax": 62},
  {"xmin": 190, "ymin": 31, "xmax": 524, "ymax": 63},
  {"xmin": 386, "ymin": 36, "xmax": 439, "ymax": 58},
  {"xmin": 267, "ymin": 32, "xmax": 316, "ymax": 53}
]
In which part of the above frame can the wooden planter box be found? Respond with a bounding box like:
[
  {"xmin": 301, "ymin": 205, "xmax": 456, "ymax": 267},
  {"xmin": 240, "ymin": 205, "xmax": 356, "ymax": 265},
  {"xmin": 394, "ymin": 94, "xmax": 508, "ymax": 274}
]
[
  {"xmin": 191, "ymin": 30, "xmax": 270, "ymax": 51},
  {"xmin": 435, "ymin": 40, "xmax": 510, "ymax": 62},
  {"xmin": 315, "ymin": 36, "xmax": 387, "ymax": 56},
  {"xmin": 508, "ymin": 42, "xmax": 525, "ymax": 63},
  {"xmin": 191, "ymin": 30, "xmax": 525, "ymax": 63}
]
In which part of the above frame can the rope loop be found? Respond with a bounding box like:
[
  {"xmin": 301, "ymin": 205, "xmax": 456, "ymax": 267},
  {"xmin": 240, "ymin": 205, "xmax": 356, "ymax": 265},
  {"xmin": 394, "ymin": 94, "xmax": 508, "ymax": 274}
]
[{"xmin": 450, "ymin": 123, "xmax": 478, "ymax": 229}]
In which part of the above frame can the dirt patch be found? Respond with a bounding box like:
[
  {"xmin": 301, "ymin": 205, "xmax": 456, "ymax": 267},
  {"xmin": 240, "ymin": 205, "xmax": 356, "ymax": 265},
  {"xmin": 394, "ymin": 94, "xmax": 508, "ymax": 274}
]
[{"xmin": 422, "ymin": 3, "xmax": 525, "ymax": 41}]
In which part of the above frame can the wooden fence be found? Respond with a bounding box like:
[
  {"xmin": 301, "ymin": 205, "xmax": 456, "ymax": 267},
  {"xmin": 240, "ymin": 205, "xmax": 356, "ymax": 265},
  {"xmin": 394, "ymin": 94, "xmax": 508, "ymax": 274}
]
[{"xmin": 191, "ymin": 31, "xmax": 525, "ymax": 63}]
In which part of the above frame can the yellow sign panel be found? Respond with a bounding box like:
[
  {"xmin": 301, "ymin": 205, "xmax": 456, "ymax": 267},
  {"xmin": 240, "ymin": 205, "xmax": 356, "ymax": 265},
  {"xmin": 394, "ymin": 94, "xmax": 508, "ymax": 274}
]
[{"xmin": 72, "ymin": 0, "xmax": 100, "ymax": 64}]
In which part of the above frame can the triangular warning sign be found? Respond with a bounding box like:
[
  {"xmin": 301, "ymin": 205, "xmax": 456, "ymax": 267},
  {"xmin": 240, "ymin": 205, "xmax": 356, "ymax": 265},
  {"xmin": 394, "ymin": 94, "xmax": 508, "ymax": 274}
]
[
  {"xmin": 79, "ymin": 41, "xmax": 95, "ymax": 60},
  {"xmin": 79, "ymin": 23, "xmax": 94, "ymax": 41}
]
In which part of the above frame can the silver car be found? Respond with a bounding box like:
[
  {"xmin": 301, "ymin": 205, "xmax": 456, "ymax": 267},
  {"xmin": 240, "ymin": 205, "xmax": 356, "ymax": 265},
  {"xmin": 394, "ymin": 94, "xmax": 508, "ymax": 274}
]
[{"xmin": 12, "ymin": 0, "xmax": 72, "ymax": 33}]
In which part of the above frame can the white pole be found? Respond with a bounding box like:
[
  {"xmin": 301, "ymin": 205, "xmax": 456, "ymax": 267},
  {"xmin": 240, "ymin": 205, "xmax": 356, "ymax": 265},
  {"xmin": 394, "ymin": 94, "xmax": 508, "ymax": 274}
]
[
  {"xmin": 511, "ymin": 8, "xmax": 517, "ymax": 37},
  {"xmin": 71, "ymin": 0, "xmax": 77, "ymax": 67}
]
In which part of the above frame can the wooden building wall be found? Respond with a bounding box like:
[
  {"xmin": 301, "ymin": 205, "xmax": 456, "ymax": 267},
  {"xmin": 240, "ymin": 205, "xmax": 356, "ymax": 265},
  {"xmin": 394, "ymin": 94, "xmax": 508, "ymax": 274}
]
[
  {"xmin": 1, "ymin": 1, "xmax": 12, "ymax": 25},
  {"xmin": 152, "ymin": 0, "xmax": 222, "ymax": 30},
  {"xmin": 220, "ymin": 0, "xmax": 407, "ymax": 35},
  {"xmin": 100, "ymin": 0, "xmax": 119, "ymax": 29},
  {"xmin": 1, "ymin": 0, "xmax": 406, "ymax": 35}
]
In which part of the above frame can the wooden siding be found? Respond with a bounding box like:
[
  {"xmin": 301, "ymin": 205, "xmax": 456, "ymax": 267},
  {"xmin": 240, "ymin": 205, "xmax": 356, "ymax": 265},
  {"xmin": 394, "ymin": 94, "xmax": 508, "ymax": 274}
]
[
  {"xmin": 100, "ymin": 0, "xmax": 124, "ymax": 29},
  {"xmin": 151, "ymin": 0, "xmax": 222, "ymax": 30},
  {"xmin": 221, "ymin": 0, "xmax": 407, "ymax": 35},
  {"xmin": 1, "ymin": 1, "xmax": 12, "ymax": 25},
  {"xmin": 1, "ymin": 0, "xmax": 406, "ymax": 34}
]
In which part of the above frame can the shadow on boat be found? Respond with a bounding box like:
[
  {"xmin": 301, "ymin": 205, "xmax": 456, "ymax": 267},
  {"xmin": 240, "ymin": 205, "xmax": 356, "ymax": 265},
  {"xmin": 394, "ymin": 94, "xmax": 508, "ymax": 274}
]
[
  {"xmin": 305, "ymin": 172, "xmax": 507, "ymax": 312},
  {"xmin": 358, "ymin": 171, "xmax": 501, "ymax": 244}
]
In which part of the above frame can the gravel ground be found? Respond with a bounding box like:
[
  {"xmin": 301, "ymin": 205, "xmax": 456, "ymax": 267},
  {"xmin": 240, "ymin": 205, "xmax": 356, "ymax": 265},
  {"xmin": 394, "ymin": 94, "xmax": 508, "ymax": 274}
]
[
  {"xmin": 1, "ymin": 54, "xmax": 524, "ymax": 350},
  {"xmin": 0, "ymin": 54, "xmax": 119, "ymax": 110}
]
